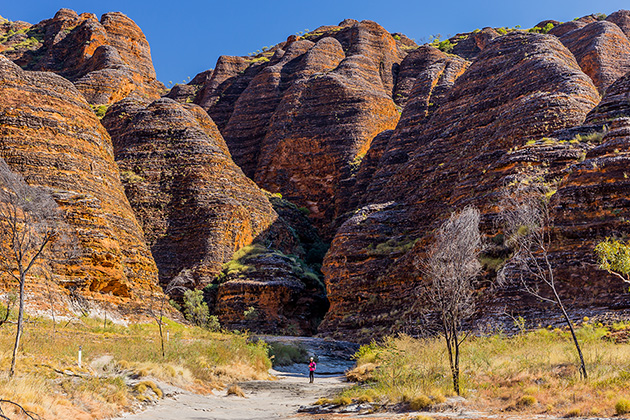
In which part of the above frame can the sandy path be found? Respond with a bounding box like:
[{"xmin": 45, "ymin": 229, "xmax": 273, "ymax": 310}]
[{"xmin": 117, "ymin": 370, "xmax": 350, "ymax": 420}]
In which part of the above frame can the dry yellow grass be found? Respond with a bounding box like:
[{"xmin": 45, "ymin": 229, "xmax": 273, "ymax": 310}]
[
  {"xmin": 226, "ymin": 384, "xmax": 245, "ymax": 397},
  {"xmin": 346, "ymin": 322, "xmax": 630, "ymax": 416},
  {"xmin": 0, "ymin": 315, "xmax": 271, "ymax": 419}
]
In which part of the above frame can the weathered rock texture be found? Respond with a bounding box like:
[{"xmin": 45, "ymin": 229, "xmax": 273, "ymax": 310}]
[
  {"xmin": 101, "ymin": 98, "xmax": 327, "ymax": 334},
  {"xmin": 320, "ymin": 32, "xmax": 601, "ymax": 340},
  {"xmin": 207, "ymin": 244, "xmax": 328, "ymax": 335},
  {"xmin": 557, "ymin": 20, "xmax": 630, "ymax": 93},
  {"xmin": 0, "ymin": 56, "xmax": 158, "ymax": 307},
  {"xmin": 254, "ymin": 53, "xmax": 400, "ymax": 236},
  {"xmin": 607, "ymin": 10, "xmax": 630, "ymax": 38},
  {"xmin": 0, "ymin": 9, "xmax": 162, "ymax": 105},
  {"xmin": 449, "ymin": 28, "xmax": 500, "ymax": 60},
  {"xmin": 585, "ymin": 70, "xmax": 630, "ymax": 124},
  {"xmin": 188, "ymin": 20, "xmax": 411, "ymax": 236},
  {"xmin": 101, "ymin": 98, "xmax": 290, "ymax": 286}
]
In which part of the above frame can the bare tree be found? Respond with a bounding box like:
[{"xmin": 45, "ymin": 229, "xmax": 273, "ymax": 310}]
[
  {"xmin": 145, "ymin": 277, "xmax": 187, "ymax": 358},
  {"xmin": 0, "ymin": 159, "xmax": 63, "ymax": 377},
  {"xmin": 499, "ymin": 175, "xmax": 587, "ymax": 379},
  {"xmin": 423, "ymin": 206, "xmax": 482, "ymax": 395}
]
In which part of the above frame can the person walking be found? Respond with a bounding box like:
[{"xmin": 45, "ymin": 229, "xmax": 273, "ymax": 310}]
[{"xmin": 308, "ymin": 356, "xmax": 316, "ymax": 383}]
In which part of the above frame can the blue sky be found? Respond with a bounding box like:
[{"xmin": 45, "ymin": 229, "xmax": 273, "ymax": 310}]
[{"xmin": 2, "ymin": 1, "xmax": 629, "ymax": 85}]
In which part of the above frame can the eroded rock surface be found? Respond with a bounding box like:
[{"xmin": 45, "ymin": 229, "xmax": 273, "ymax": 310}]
[
  {"xmin": 0, "ymin": 9, "xmax": 162, "ymax": 105},
  {"xmin": 0, "ymin": 56, "xmax": 158, "ymax": 308},
  {"xmin": 320, "ymin": 32, "xmax": 601, "ymax": 340},
  {"xmin": 188, "ymin": 20, "xmax": 411, "ymax": 235},
  {"xmin": 101, "ymin": 98, "xmax": 327, "ymax": 334},
  {"xmin": 101, "ymin": 98, "xmax": 292, "ymax": 287},
  {"xmin": 557, "ymin": 20, "xmax": 630, "ymax": 93}
]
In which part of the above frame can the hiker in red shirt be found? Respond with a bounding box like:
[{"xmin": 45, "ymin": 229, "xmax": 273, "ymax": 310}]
[{"xmin": 308, "ymin": 356, "xmax": 316, "ymax": 383}]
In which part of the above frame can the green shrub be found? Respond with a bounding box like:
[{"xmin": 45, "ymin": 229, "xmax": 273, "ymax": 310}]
[
  {"xmin": 183, "ymin": 289, "xmax": 209, "ymax": 327},
  {"xmin": 267, "ymin": 342, "xmax": 309, "ymax": 366},
  {"xmin": 207, "ymin": 315, "xmax": 221, "ymax": 332},
  {"xmin": 91, "ymin": 104, "xmax": 109, "ymax": 118},
  {"xmin": 368, "ymin": 237, "xmax": 418, "ymax": 256},
  {"xmin": 540, "ymin": 23, "xmax": 555, "ymax": 34},
  {"xmin": 574, "ymin": 130, "xmax": 606, "ymax": 144},
  {"xmin": 120, "ymin": 169, "xmax": 144, "ymax": 184},
  {"xmin": 529, "ymin": 23, "xmax": 554, "ymax": 34},
  {"xmin": 243, "ymin": 306, "xmax": 258, "ymax": 321},
  {"xmin": 250, "ymin": 56, "xmax": 270, "ymax": 64},
  {"xmin": 332, "ymin": 396, "xmax": 352, "ymax": 406},
  {"xmin": 433, "ymin": 39, "xmax": 454, "ymax": 53}
]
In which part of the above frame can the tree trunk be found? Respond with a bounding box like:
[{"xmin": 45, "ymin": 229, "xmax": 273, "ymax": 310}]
[
  {"xmin": 556, "ymin": 295, "xmax": 588, "ymax": 379},
  {"xmin": 442, "ymin": 316, "xmax": 460, "ymax": 395},
  {"xmin": 546, "ymin": 254, "xmax": 588, "ymax": 379},
  {"xmin": 158, "ymin": 319, "xmax": 165, "ymax": 358},
  {"xmin": 452, "ymin": 320, "xmax": 461, "ymax": 395},
  {"xmin": 9, "ymin": 276, "xmax": 25, "ymax": 378}
]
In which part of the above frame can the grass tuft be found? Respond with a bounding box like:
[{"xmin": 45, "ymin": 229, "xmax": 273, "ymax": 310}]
[
  {"xmin": 408, "ymin": 394, "xmax": 432, "ymax": 410},
  {"xmin": 616, "ymin": 397, "xmax": 630, "ymax": 415},
  {"xmin": 226, "ymin": 384, "xmax": 245, "ymax": 397}
]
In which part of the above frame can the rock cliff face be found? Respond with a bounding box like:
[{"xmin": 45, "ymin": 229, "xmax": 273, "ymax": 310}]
[
  {"xmin": 606, "ymin": 10, "xmax": 630, "ymax": 38},
  {"xmin": 449, "ymin": 28, "xmax": 499, "ymax": 60},
  {"xmin": 101, "ymin": 98, "xmax": 291, "ymax": 287},
  {"xmin": 101, "ymin": 98, "xmax": 327, "ymax": 334},
  {"xmin": 319, "ymin": 32, "xmax": 601, "ymax": 340},
  {"xmin": 0, "ymin": 9, "xmax": 162, "ymax": 105},
  {"xmin": 188, "ymin": 20, "xmax": 410, "ymax": 235},
  {"xmin": 0, "ymin": 56, "xmax": 158, "ymax": 308},
  {"xmin": 6, "ymin": 7, "xmax": 630, "ymax": 336},
  {"xmin": 556, "ymin": 20, "xmax": 630, "ymax": 93},
  {"xmin": 254, "ymin": 52, "xmax": 400, "ymax": 236}
]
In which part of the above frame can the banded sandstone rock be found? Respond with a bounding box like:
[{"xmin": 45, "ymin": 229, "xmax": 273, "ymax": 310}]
[
  {"xmin": 101, "ymin": 98, "xmax": 327, "ymax": 334},
  {"xmin": 189, "ymin": 20, "xmax": 410, "ymax": 234},
  {"xmin": 0, "ymin": 56, "xmax": 158, "ymax": 306},
  {"xmin": 101, "ymin": 98, "xmax": 294, "ymax": 287},
  {"xmin": 584, "ymin": 70, "xmax": 630, "ymax": 124},
  {"xmin": 556, "ymin": 20, "xmax": 630, "ymax": 94},
  {"xmin": 320, "ymin": 32, "xmax": 601, "ymax": 340},
  {"xmin": 254, "ymin": 52, "xmax": 400, "ymax": 237},
  {"xmin": 0, "ymin": 9, "xmax": 162, "ymax": 105},
  {"xmin": 449, "ymin": 28, "xmax": 500, "ymax": 60},
  {"xmin": 607, "ymin": 10, "xmax": 630, "ymax": 38}
]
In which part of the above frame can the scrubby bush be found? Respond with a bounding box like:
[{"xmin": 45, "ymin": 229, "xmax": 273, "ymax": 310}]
[
  {"xmin": 183, "ymin": 290, "xmax": 209, "ymax": 327},
  {"xmin": 517, "ymin": 395, "xmax": 537, "ymax": 407},
  {"xmin": 267, "ymin": 342, "xmax": 308, "ymax": 366}
]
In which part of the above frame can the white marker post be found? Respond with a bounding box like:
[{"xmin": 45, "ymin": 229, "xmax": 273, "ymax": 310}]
[
  {"xmin": 167, "ymin": 331, "xmax": 170, "ymax": 342},
  {"xmin": 78, "ymin": 345, "xmax": 82, "ymax": 368}
]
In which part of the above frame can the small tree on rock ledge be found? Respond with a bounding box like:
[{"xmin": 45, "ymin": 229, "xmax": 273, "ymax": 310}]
[{"xmin": 424, "ymin": 206, "xmax": 483, "ymax": 396}]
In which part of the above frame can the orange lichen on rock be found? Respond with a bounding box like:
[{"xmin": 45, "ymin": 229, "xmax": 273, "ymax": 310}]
[{"xmin": 556, "ymin": 20, "xmax": 630, "ymax": 93}]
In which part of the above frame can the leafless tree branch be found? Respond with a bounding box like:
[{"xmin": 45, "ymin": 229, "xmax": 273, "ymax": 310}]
[
  {"xmin": 499, "ymin": 174, "xmax": 587, "ymax": 379},
  {"xmin": 421, "ymin": 206, "xmax": 482, "ymax": 395}
]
